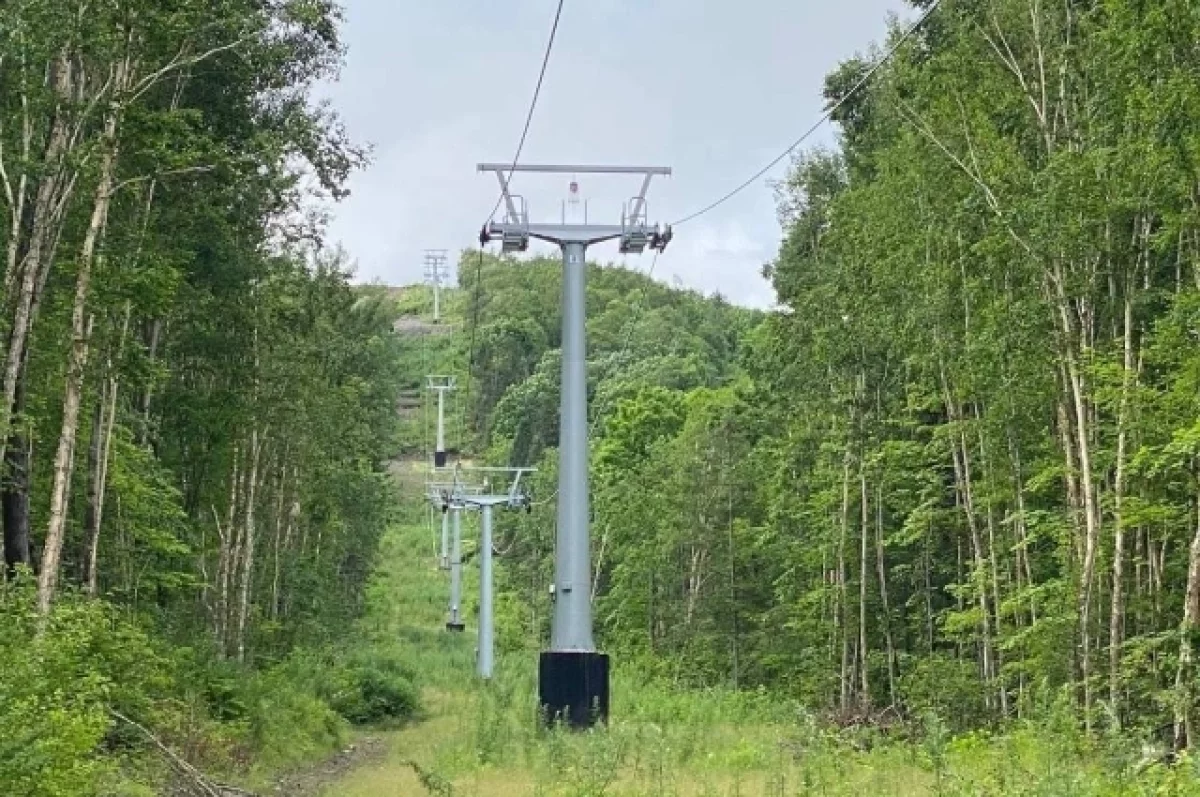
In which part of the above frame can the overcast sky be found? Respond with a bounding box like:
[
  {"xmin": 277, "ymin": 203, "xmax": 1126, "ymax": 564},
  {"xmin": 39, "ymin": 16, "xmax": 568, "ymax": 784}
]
[{"xmin": 319, "ymin": 0, "xmax": 910, "ymax": 309}]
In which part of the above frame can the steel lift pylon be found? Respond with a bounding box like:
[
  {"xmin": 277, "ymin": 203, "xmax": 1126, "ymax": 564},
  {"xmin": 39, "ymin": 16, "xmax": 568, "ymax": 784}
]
[
  {"xmin": 454, "ymin": 467, "xmax": 534, "ymax": 679},
  {"xmin": 427, "ymin": 375, "xmax": 456, "ymax": 469},
  {"xmin": 428, "ymin": 477, "xmax": 483, "ymax": 631},
  {"xmin": 431, "ymin": 469, "xmax": 533, "ymax": 678},
  {"xmin": 477, "ymin": 163, "xmax": 673, "ymax": 727}
]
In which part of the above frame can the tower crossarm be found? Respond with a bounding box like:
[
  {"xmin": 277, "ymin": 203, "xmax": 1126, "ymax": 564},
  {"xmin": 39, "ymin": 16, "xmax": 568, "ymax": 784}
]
[{"xmin": 476, "ymin": 164, "xmax": 673, "ymax": 254}]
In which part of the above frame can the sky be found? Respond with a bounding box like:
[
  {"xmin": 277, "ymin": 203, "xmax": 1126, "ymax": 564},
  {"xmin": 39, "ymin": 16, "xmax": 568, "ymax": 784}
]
[{"xmin": 319, "ymin": 0, "xmax": 910, "ymax": 309}]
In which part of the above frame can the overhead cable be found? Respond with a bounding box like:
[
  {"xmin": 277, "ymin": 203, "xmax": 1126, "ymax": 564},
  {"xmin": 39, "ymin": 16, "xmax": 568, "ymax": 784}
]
[
  {"xmin": 483, "ymin": 0, "xmax": 567, "ymax": 225},
  {"xmin": 670, "ymin": 0, "xmax": 943, "ymax": 228},
  {"xmin": 465, "ymin": 0, "xmax": 568, "ymax": 449}
]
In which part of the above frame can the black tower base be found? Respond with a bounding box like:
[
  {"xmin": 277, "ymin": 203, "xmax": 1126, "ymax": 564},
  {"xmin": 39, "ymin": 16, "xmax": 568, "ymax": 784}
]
[
  {"xmin": 445, "ymin": 621, "xmax": 465, "ymax": 632},
  {"xmin": 434, "ymin": 450, "xmax": 447, "ymax": 468},
  {"xmin": 538, "ymin": 651, "xmax": 609, "ymax": 728}
]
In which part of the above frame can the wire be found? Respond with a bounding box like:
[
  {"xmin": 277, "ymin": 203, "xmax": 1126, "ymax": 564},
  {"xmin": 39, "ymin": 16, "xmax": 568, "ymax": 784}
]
[
  {"xmin": 670, "ymin": 0, "xmax": 943, "ymax": 228},
  {"xmin": 464, "ymin": 0, "xmax": 567, "ymax": 458},
  {"xmin": 483, "ymin": 0, "xmax": 567, "ymax": 226}
]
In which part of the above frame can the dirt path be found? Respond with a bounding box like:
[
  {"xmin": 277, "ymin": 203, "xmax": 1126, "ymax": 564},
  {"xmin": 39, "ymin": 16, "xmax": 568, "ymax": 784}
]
[
  {"xmin": 269, "ymin": 736, "xmax": 388, "ymax": 796},
  {"xmin": 393, "ymin": 315, "xmax": 455, "ymax": 336}
]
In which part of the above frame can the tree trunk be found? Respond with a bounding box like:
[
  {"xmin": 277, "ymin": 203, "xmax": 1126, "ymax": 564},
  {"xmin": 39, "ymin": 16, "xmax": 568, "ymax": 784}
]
[
  {"xmin": 215, "ymin": 445, "xmax": 241, "ymax": 652},
  {"xmin": 36, "ymin": 87, "xmax": 123, "ymax": 614},
  {"xmin": 83, "ymin": 384, "xmax": 107, "ymax": 594},
  {"xmin": 235, "ymin": 429, "xmax": 264, "ymax": 663},
  {"xmin": 1009, "ymin": 431, "xmax": 1037, "ymax": 623},
  {"xmin": 2, "ymin": 367, "xmax": 31, "ymax": 575},
  {"xmin": 1173, "ymin": 492, "xmax": 1200, "ymax": 751},
  {"xmin": 923, "ymin": 510, "xmax": 935, "ymax": 653},
  {"xmin": 875, "ymin": 483, "xmax": 897, "ymax": 706},
  {"xmin": 977, "ymin": 417, "xmax": 1009, "ymax": 716},
  {"xmin": 270, "ymin": 464, "xmax": 289, "ymax": 621},
  {"xmin": 838, "ymin": 448, "xmax": 852, "ymax": 710},
  {"xmin": 725, "ymin": 443, "xmax": 739, "ymax": 690},
  {"xmin": 1109, "ymin": 289, "xmax": 1136, "ymax": 718},
  {"xmin": 942, "ymin": 370, "xmax": 996, "ymax": 704},
  {"xmin": 0, "ymin": 49, "xmax": 77, "ymax": 470},
  {"xmin": 859, "ymin": 468, "xmax": 871, "ymax": 705},
  {"xmin": 1054, "ymin": 266, "xmax": 1101, "ymax": 729}
]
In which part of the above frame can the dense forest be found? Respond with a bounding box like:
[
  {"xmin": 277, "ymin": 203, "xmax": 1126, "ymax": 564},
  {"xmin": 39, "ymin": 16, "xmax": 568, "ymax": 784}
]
[{"xmin": 0, "ymin": 2, "xmax": 414, "ymax": 793}]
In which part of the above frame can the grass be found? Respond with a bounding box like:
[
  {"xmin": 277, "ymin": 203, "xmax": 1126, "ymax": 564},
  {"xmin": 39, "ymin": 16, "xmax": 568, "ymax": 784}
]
[{"xmin": 318, "ymin": 511, "xmax": 1200, "ymax": 797}]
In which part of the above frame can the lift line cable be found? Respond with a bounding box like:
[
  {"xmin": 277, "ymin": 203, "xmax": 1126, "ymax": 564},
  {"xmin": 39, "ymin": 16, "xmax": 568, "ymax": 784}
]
[
  {"xmin": 670, "ymin": 0, "xmax": 943, "ymax": 229},
  {"xmin": 483, "ymin": 0, "xmax": 567, "ymax": 226},
  {"xmin": 464, "ymin": 0, "xmax": 567, "ymax": 457}
]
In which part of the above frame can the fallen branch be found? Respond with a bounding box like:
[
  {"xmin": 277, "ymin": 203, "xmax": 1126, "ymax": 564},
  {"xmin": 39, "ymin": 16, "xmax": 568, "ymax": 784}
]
[{"xmin": 108, "ymin": 708, "xmax": 257, "ymax": 797}]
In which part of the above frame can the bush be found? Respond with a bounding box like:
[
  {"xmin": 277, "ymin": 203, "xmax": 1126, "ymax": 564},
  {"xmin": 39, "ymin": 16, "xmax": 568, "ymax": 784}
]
[
  {"xmin": 321, "ymin": 648, "xmax": 420, "ymax": 725},
  {"xmin": 0, "ymin": 578, "xmax": 163, "ymax": 796},
  {"xmin": 243, "ymin": 667, "xmax": 347, "ymax": 771},
  {"xmin": 898, "ymin": 654, "xmax": 989, "ymax": 733}
]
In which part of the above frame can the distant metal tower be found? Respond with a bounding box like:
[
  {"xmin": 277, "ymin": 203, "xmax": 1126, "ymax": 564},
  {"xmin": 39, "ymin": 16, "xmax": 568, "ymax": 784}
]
[
  {"xmin": 423, "ymin": 249, "xmax": 450, "ymax": 323},
  {"xmin": 430, "ymin": 469, "xmax": 533, "ymax": 676},
  {"xmin": 456, "ymin": 467, "xmax": 534, "ymax": 679},
  {"xmin": 428, "ymin": 477, "xmax": 483, "ymax": 632},
  {"xmin": 427, "ymin": 375, "xmax": 456, "ymax": 468},
  {"xmin": 478, "ymin": 163, "xmax": 673, "ymax": 726},
  {"xmin": 440, "ymin": 508, "xmax": 450, "ymax": 571}
]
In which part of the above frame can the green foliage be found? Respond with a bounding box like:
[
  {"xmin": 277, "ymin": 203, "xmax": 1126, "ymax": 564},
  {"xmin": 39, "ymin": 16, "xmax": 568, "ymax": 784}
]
[
  {"xmin": 444, "ymin": 1, "xmax": 1200, "ymax": 776},
  {"xmin": 13, "ymin": 0, "xmax": 1200, "ymax": 789},
  {"xmin": 239, "ymin": 664, "xmax": 347, "ymax": 773},
  {"xmin": 460, "ymin": 252, "xmax": 759, "ymax": 459},
  {"xmin": 320, "ymin": 648, "xmax": 421, "ymax": 726},
  {"xmin": 0, "ymin": 0, "xmax": 406, "ymax": 786},
  {"xmin": 0, "ymin": 579, "xmax": 162, "ymax": 796},
  {"xmin": 898, "ymin": 656, "xmax": 988, "ymax": 734}
]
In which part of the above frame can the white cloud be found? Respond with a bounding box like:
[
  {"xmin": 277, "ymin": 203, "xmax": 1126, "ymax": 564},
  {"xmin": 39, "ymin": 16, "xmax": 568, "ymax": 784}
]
[
  {"xmin": 320, "ymin": 0, "xmax": 910, "ymax": 306},
  {"xmin": 664, "ymin": 220, "xmax": 775, "ymax": 308}
]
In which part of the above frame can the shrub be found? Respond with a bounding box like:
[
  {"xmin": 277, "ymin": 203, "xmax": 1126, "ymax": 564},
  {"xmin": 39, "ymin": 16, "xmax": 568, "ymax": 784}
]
[
  {"xmin": 898, "ymin": 654, "xmax": 989, "ymax": 733},
  {"xmin": 320, "ymin": 648, "xmax": 420, "ymax": 725},
  {"xmin": 0, "ymin": 578, "xmax": 162, "ymax": 796},
  {"xmin": 243, "ymin": 667, "xmax": 347, "ymax": 771}
]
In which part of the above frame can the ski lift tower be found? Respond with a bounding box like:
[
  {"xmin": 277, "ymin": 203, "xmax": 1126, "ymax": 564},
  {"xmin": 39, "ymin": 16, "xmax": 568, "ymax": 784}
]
[
  {"xmin": 427, "ymin": 375, "xmax": 456, "ymax": 468},
  {"xmin": 428, "ymin": 476, "xmax": 484, "ymax": 631},
  {"xmin": 424, "ymin": 249, "xmax": 450, "ymax": 323},
  {"xmin": 456, "ymin": 466, "xmax": 535, "ymax": 680},
  {"xmin": 477, "ymin": 163, "xmax": 674, "ymax": 726}
]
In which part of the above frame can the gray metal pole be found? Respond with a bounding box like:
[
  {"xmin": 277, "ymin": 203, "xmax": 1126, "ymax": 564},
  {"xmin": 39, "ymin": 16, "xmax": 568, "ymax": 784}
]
[
  {"xmin": 478, "ymin": 504, "xmax": 494, "ymax": 678},
  {"xmin": 447, "ymin": 508, "xmax": 464, "ymax": 630},
  {"xmin": 551, "ymin": 241, "xmax": 595, "ymax": 652},
  {"xmin": 439, "ymin": 510, "xmax": 449, "ymax": 569},
  {"xmin": 476, "ymin": 162, "xmax": 671, "ymax": 726},
  {"xmin": 436, "ymin": 388, "xmax": 446, "ymax": 457}
]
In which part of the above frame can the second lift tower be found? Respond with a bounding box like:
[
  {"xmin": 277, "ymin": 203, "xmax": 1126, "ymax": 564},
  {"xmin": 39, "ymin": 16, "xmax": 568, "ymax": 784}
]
[
  {"xmin": 427, "ymin": 375, "xmax": 456, "ymax": 468},
  {"xmin": 478, "ymin": 163, "xmax": 673, "ymax": 727}
]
